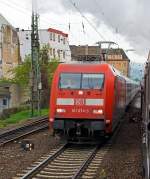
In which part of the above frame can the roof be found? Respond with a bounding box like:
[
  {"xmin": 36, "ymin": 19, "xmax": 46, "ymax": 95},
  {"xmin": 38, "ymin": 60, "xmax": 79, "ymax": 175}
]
[
  {"xmin": 56, "ymin": 62, "xmax": 136, "ymax": 83},
  {"xmin": 18, "ymin": 28, "xmax": 69, "ymax": 38},
  {"xmin": 70, "ymin": 45, "xmax": 129, "ymax": 61},
  {"xmin": 48, "ymin": 28, "xmax": 68, "ymax": 37},
  {"xmin": 57, "ymin": 63, "xmax": 112, "ymax": 73}
]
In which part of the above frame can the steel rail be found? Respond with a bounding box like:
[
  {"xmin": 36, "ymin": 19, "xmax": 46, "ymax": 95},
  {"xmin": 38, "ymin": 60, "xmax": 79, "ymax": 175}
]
[
  {"xmin": 72, "ymin": 145, "xmax": 99, "ymax": 179},
  {"xmin": 17, "ymin": 119, "xmax": 125, "ymax": 179},
  {"xmin": 16, "ymin": 99, "xmax": 136, "ymax": 179},
  {"xmin": 21, "ymin": 143, "xmax": 68, "ymax": 179},
  {"xmin": 0, "ymin": 116, "xmax": 48, "ymax": 146},
  {"xmin": 0, "ymin": 116, "xmax": 48, "ymax": 138},
  {"xmin": 0, "ymin": 124, "xmax": 48, "ymax": 146}
]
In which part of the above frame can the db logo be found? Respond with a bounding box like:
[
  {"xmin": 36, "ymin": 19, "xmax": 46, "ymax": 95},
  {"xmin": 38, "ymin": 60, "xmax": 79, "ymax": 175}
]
[{"xmin": 75, "ymin": 98, "xmax": 85, "ymax": 105}]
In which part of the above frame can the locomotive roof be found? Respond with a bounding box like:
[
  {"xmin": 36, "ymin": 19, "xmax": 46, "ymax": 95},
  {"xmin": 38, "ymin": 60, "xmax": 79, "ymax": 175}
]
[
  {"xmin": 57, "ymin": 62, "xmax": 119, "ymax": 74},
  {"xmin": 57, "ymin": 63, "xmax": 111, "ymax": 73},
  {"xmin": 57, "ymin": 63, "xmax": 138, "ymax": 85}
]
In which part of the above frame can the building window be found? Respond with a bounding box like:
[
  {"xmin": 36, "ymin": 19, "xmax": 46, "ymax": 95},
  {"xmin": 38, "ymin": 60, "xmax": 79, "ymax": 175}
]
[
  {"xmin": 25, "ymin": 33, "xmax": 29, "ymax": 40},
  {"xmin": 3, "ymin": 99, "xmax": 7, "ymax": 106},
  {"xmin": 63, "ymin": 51, "xmax": 65, "ymax": 59},
  {"xmin": 57, "ymin": 49, "xmax": 60, "ymax": 58},
  {"xmin": 63, "ymin": 38, "xmax": 65, "ymax": 44},
  {"xmin": 58, "ymin": 35, "xmax": 60, "ymax": 43},
  {"xmin": 50, "ymin": 33, "xmax": 53, "ymax": 40},
  {"xmin": 49, "ymin": 48, "xmax": 52, "ymax": 56},
  {"xmin": 53, "ymin": 33, "xmax": 55, "ymax": 41},
  {"xmin": 53, "ymin": 48, "xmax": 55, "ymax": 57}
]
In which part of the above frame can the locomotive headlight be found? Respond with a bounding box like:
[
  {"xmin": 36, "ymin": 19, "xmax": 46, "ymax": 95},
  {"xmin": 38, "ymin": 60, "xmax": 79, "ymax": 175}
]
[
  {"xmin": 93, "ymin": 109, "xmax": 103, "ymax": 114},
  {"xmin": 106, "ymin": 120, "xmax": 110, "ymax": 124},
  {"xmin": 49, "ymin": 118, "xmax": 54, "ymax": 122},
  {"xmin": 56, "ymin": 108, "xmax": 66, "ymax": 113}
]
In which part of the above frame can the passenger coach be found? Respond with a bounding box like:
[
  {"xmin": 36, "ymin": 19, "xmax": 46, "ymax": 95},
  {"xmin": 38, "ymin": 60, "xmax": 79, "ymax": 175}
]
[{"xmin": 49, "ymin": 63, "xmax": 139, "ymax": 141}]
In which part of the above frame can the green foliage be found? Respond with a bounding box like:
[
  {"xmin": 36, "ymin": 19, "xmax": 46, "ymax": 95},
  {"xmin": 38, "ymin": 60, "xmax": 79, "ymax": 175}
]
[
  {"xmin": 0, "ymin": 108, "xmax": 49, "ymax": 128},
  {"xmin": 10, "ymin": 46, "xmax": 60, "ymax": 88},
  {"xmin": 0, "ymin": 78, "xmax": 12, "ymax": 84},
  {"xmin": 47, "ymin": 58, "xmax": 60, "ymax": 85},
  {"xmin": 39, "ymin": 45, "xmax": 60, "ymax": 87},
  {"xmin": 11, "ymin": 55, "xmax": 31, "ymax": 86},
  {"xmin": 39, "ymin": 45, "xmax": 60, "ymax": 107}
]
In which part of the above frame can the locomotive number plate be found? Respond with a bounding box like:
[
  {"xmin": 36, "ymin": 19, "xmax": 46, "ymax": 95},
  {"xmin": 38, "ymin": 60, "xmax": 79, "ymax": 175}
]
[{"xmin": 75, "ymin": 98, "xmax": 85, "ymax": 105}]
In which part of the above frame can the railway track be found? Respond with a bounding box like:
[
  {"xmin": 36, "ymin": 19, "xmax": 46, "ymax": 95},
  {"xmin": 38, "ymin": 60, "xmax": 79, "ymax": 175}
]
[
  {"xmin": 13, "ymin": 118, "xmax": 124, "ymax": 179},
  {"xmin": 14, "ymin": 142, "xmax": 110, "ymax": 179},
  {"xmin": 0, "ymin": 116, "xmax": 48, "ymax": 146},
  {"xmin": 14, "ymin": 113, "xmax": 125, "ymax": 179}
]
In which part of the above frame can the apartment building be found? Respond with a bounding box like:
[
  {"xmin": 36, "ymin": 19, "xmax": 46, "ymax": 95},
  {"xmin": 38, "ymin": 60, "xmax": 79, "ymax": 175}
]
[
  {"xmin": 70, "ymin": 45, "xmax": 130, "ymax": 77},
  {"xmin": 18, "ymin": 27, "xmax": 71, "ymax": 62}
]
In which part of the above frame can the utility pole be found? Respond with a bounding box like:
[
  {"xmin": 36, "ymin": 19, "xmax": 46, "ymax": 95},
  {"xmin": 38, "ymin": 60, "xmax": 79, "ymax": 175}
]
[{"xmin": 30, "ymin": 0, "xmax": 41, "ymax": 116}]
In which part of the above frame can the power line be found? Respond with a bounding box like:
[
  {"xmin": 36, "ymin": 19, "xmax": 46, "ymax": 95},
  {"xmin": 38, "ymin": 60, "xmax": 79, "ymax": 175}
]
[
  {"xmin": 68, "ymin": 0, "xmax": 106, "ymax": 41},
  {"xmin": 94, "ymin": 0, "xmax": 115, "ymax": 29},
  {"xmin": 0, "ymin": 0, "xmax": 31, "ymax": 15},
  {"xmin": 94, "ymin": 0, "xmax": 122, "ymax": 44},
  {"xmin": 0, "ymin": 0, "xmax": 32, "ymax": 19},
  {"xmin": 4, "ymin": 0, "xmax": 32, "ymax": 11},
  {"xmin": 0, "ymin": 0, "xmax": 91, "ymax": 35},
  {"xmin": 1, "ymin": 0, "xmax": 106, "ymax": 44},
  {"xmin": 0, "ymin": 0, "xmax": 68, "ymax": 27},
  {"xmin": 0, "ymin": 0, "xmax": 54, "ymax": 25}
]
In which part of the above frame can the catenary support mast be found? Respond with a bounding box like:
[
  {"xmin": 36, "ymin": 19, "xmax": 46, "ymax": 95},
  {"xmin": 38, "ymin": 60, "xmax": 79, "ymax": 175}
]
[{"xmin": 31, "ymin": 0, "xmax": 41, "ymax": 116}]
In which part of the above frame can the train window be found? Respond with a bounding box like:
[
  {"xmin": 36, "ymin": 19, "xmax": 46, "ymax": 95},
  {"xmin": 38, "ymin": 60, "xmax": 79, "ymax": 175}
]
[
  {"xmin": 59, "ymin": 73, "xmax": 81, "ymax": 89},
  {"xmin": 82, "ymin": 74, "xmax": 104, "ymax": 89},
  {"xmin": 59, "ymin": 73, "xmax": 104, "ymax": 90}
]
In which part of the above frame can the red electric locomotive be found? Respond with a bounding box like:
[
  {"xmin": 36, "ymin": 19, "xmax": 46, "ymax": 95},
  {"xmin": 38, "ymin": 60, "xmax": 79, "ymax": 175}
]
[{"xmin": 49, "ymin": 63, "xmax": 139, "ymax": 141}]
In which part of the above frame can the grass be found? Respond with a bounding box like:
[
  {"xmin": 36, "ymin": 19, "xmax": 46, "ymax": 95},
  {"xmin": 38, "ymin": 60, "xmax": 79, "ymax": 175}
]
[{"xmin": 0, "ymin": 108, "xmax": 49, "ymax": 128}]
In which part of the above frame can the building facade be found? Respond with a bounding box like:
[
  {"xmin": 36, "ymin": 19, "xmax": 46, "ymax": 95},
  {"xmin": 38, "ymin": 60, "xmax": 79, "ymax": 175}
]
[
  {"xmin": 0, "ymin": 14, "xmax": 20, "ymax": 79},
  {"xmin": 0, "ymin": 83, "xmax": 10, "ymax": 112},
  {"xmin": 105, "ymin": 49, "xmax": 130, "ymax": 76},
  {"xmin": 18, "ymin": 28, "xmax": 71, "ymax": 62},
  {"xmin": 2, "ymin": 26, "xmax": 20, "ymax": 78},
  {"xmin": 0, "ymin": 14, "xmax": 21, "ymax": 111},
  {"xmin": 0, "ymin": 14, "xmax": 12, "ymax": 78},
  {"xmin": 70, "ymin": 45, "xmax": 130, "ymax": 76}
]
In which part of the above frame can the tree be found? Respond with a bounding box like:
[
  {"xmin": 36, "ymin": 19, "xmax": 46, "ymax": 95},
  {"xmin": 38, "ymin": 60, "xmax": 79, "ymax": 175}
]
[
  {"xmin": 11, "ymin": 55, "xmax": 31, "ymax": 86},
  {"xmin": 10, "ymin": 46, "xmax": 60, "ymax": 107},
  {"xmin": 39, "ymin": 45, "xmax": 60, "ymax": 107}
]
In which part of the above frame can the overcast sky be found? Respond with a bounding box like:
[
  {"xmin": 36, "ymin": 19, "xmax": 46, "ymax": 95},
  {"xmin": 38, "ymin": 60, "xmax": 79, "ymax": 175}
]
[{"xmin": 0, "ymin": 0, "xmax": 149, "ymax": 63}]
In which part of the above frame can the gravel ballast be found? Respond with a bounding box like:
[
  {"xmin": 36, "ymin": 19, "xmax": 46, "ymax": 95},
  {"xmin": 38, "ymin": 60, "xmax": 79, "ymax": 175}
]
[
  {"xmin": 0, "ymin": 97, "xmax": 143, "ymax": 179},
  {"xmin": 96, "ymin": 107, "xmax": 143, "ymax": 179},
  {"xmin": 0, "ymin": 130, "xmax": 60, "ymax": 179}
]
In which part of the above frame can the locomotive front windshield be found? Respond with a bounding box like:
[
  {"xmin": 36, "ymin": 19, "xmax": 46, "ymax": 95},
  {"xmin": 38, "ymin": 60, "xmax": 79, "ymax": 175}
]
[
  {"xmin": 59, "ymin": 73, "xmax": 81, "ymax": 89},
  {"xmin": 59, "ymin": 73, "xmax": 104, "ymax": 89}
]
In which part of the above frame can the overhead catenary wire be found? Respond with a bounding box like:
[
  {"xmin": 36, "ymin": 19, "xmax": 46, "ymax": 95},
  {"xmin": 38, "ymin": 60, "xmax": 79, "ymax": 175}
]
[
  {"xmin": 67, "ymin": 11, "xmax": 85, "ymax": 44},
  {"xmin": 94, "ymin": 0, "xmax": 116, "ymax": 30},
  {"xmin": 0, "ymin": 0, "xmax": 105, "ymax": 46},
  {"xmin": 0, "ymin": 0, "xmax": 96, "ymax": 41},
  {"xmin": 0, "ymin": 0, "xmax": 77, "ymax": 50},
  {"xmin": 0, "ymin": 0, "xmax": 31, "ymax": 14},
  {"xmin": 0, "ymin": 0, "xmax": 73, "ymax": 28},
  {"xmin": 94, "ymin": 0, "xmax": 120, "ymax": 43},
  {"xmin": 68, "ymin": 0, "xmax": 106, "ymax": 41}
]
